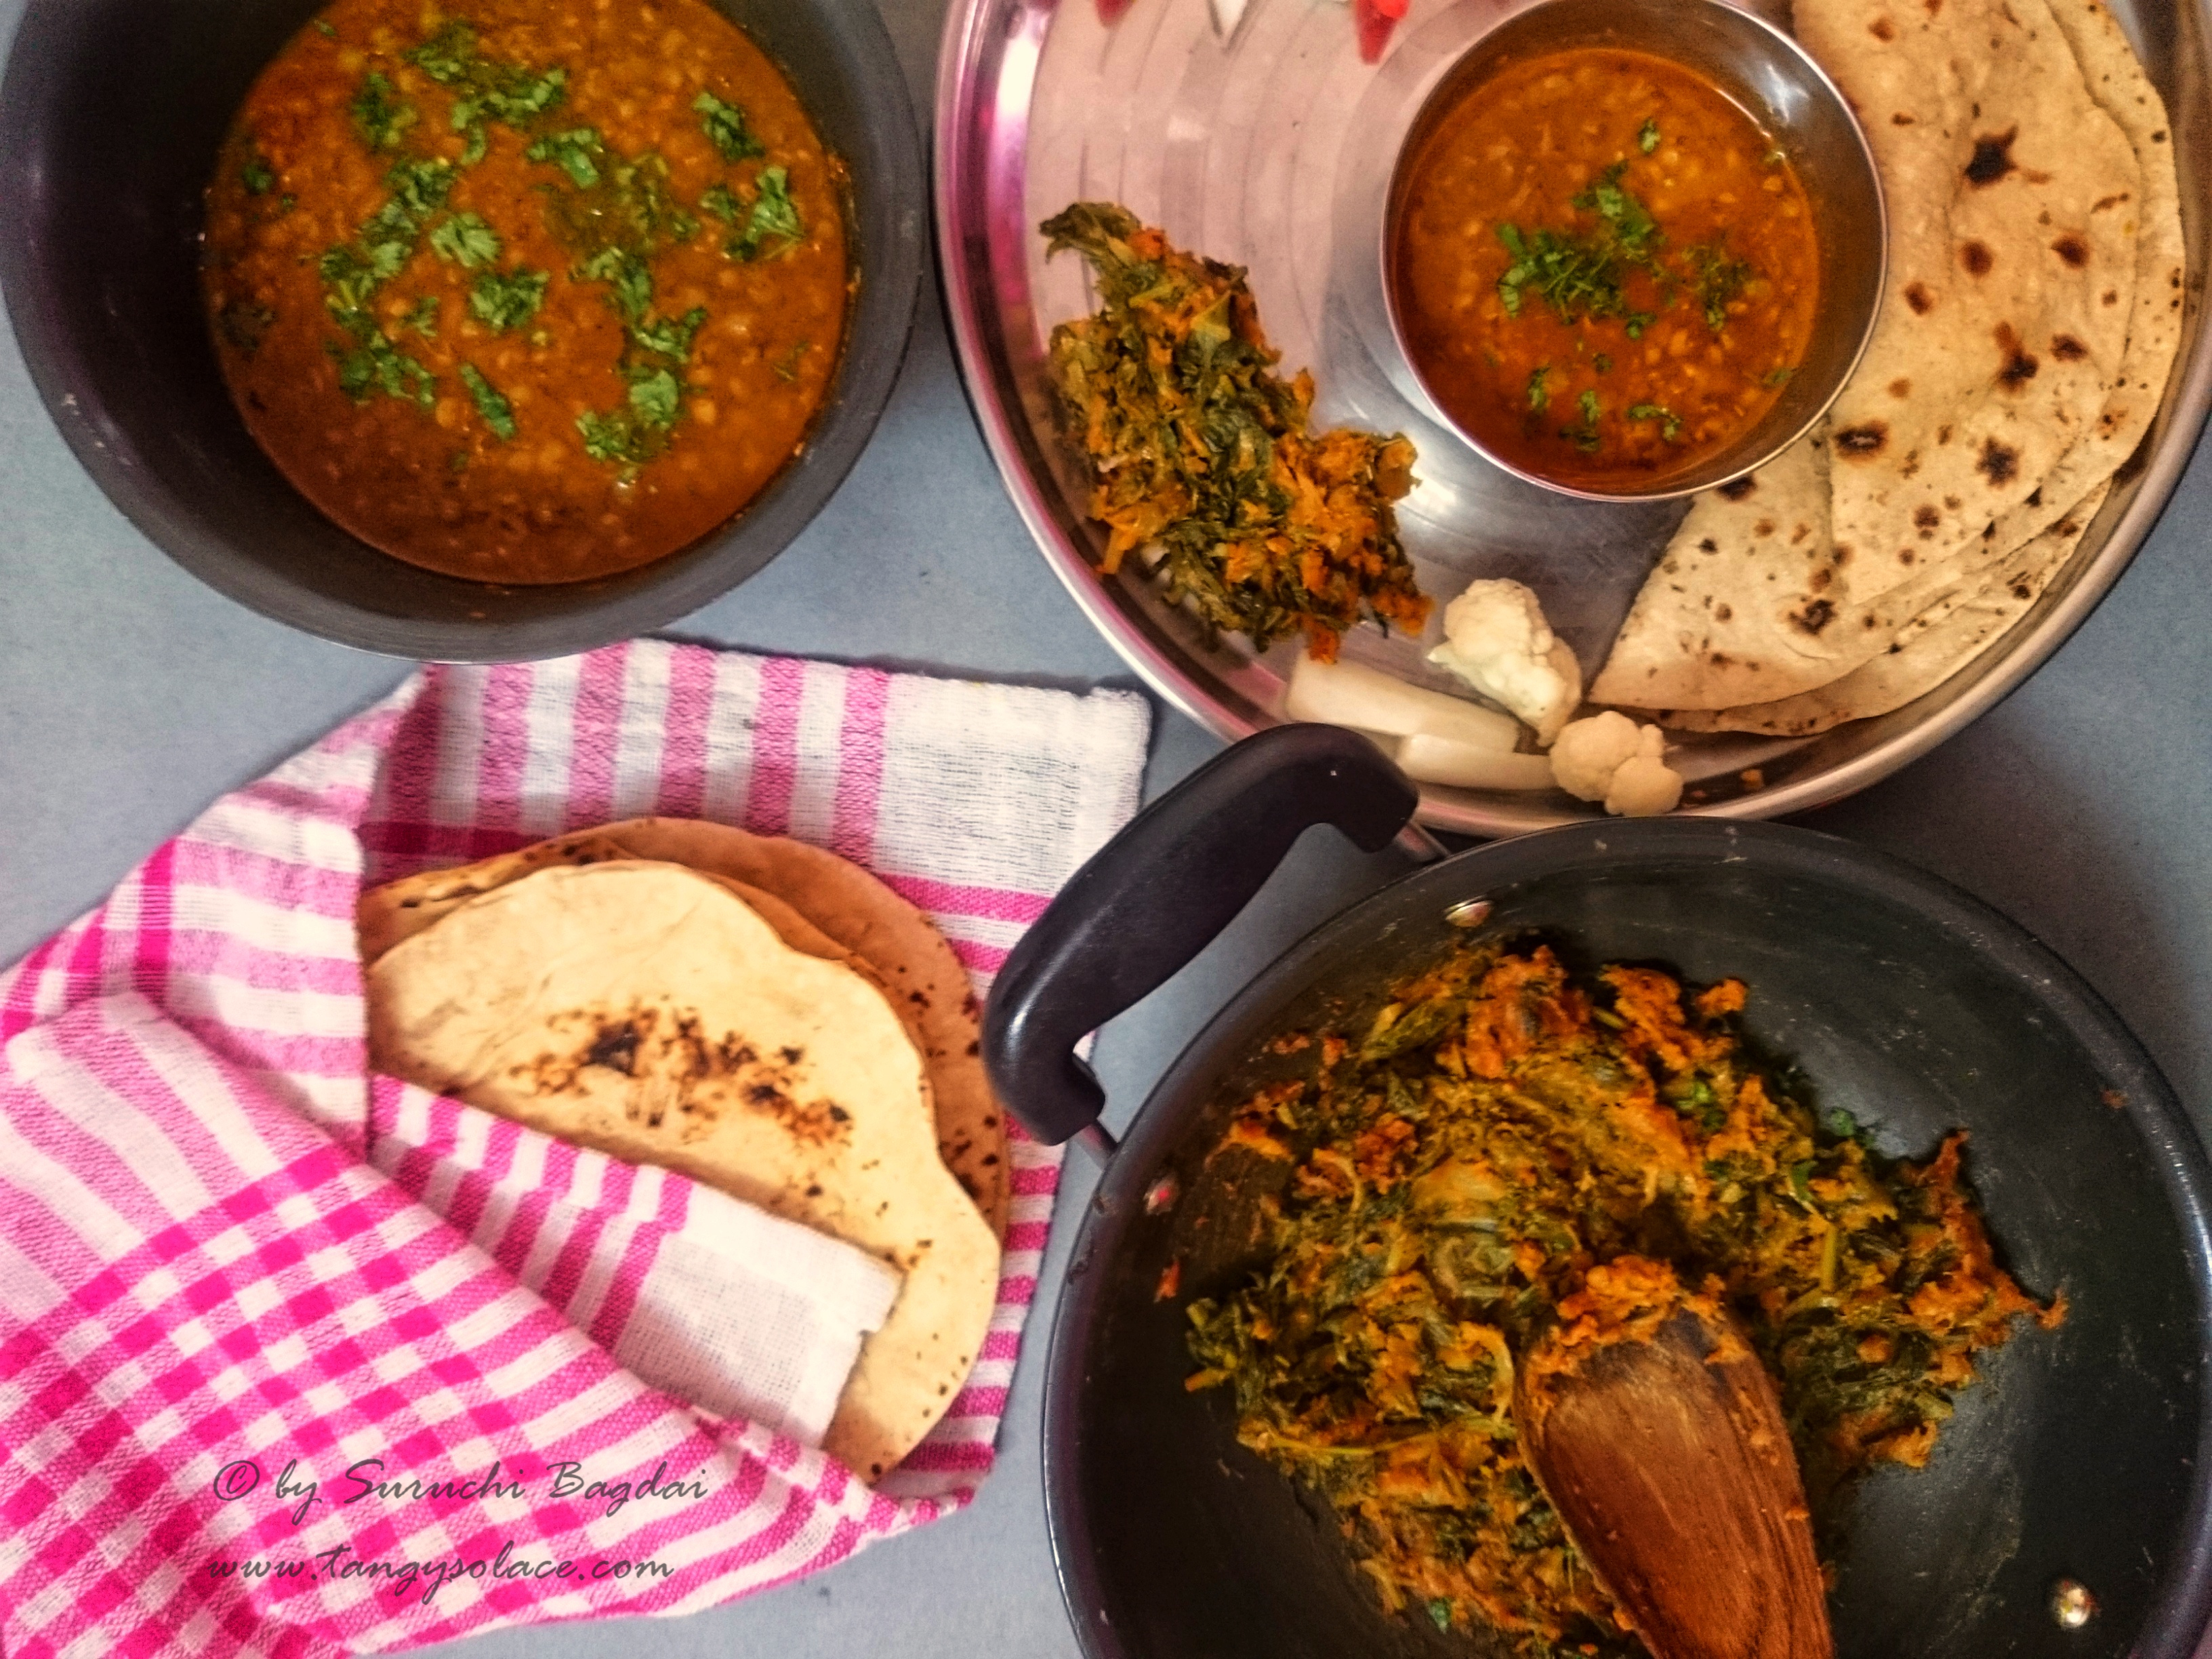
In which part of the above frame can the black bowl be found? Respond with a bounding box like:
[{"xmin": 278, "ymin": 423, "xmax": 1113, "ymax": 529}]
[
  {"xmin": 0, "ymin": 0, "xmax": 922, "ymax": 661},
  {"xmin": 985, "ymin": 731, "xmax": 2212, "ymax": 1659}
]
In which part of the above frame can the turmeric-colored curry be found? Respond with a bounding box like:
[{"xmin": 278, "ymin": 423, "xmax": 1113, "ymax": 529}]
[
  {"xmin": 202, "ymin": 0, "xmax": 847, "ymax": 584},
  {"xmin": 1389, "ymin": 49, "xmax": 1819, "ymax": 491}
]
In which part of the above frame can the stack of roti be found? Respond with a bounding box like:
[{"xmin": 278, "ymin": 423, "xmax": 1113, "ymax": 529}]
[
  {"xmin": 1589, "ymin": 0, "xmax": 2184, "ymax": 735},
  {"xmin": 359, "ymin": 819, "xmax": 1008, "ymax": 1483}
]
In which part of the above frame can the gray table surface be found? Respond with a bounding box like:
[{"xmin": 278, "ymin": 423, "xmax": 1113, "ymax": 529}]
[{"xmin": 5, "ymin": 0, "xmax": 2212, "ymax": 1652}]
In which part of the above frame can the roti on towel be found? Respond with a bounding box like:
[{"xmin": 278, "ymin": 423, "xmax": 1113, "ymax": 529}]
[
  {"xmin": 359, "ymin": 820, "xmax": 1010, "ymax": 1238},
  {"xmin": 365, "ymin": 859, "xmax": 1001, "ymax": 1482}
]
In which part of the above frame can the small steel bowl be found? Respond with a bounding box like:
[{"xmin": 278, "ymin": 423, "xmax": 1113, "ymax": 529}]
[{"xmin": 1380, "ymin": 0, "xmax": 1887, "ymax": 502}]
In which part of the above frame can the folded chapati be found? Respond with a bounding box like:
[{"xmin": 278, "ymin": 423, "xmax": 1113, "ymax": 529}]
[
  {"xmin": 1658, "ymin": 478, "xmax": 2109, "ymax": 735},
  {"xmin": 1591, "ymin": 0, "xmax": 2179, "ymax": 726},
  {"xmin": 365, "ymin": 860, "xmax": 1002, "ymax": 1482},
  {"xmin": 360, "ymin": 821, "xmax": 1010, "ymax": 1239}
]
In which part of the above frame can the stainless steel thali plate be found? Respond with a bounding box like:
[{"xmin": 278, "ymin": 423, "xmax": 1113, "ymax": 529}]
[{"xmin": 936, "ymin": 0, "xmax": 2212, "ymax": 836}]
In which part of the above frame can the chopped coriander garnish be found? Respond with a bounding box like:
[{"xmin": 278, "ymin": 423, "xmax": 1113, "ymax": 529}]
[
  {"xmin": 1627, "ymin": 401, "xmax": 1685, "ymax": 442},
  {"xmin": 348, "ymin": 72, "xmax": 415, "ymax": 152},
  {"xmin": 700, "ymin": 182, "xmax": 740, "ymax": 223},
  {"xmin": 1559, "ymin": 388, "xmax": 1602, "ymax": 453},
  {"xmin": 459, "ymin": 363, "xmax": 517, "ymax": 439},
  {"xmin": 329, "ymin": 331, "xmax": 435, "ymax": 407},
  {"xmin": 319, "ymin": 244, "xmax": 387, "ymax": 316},
  {"xmin": 1594, "ymin": 352, "xmax": 1612, "ymax": 374},
  {"xmin": 629, "ymin": 306, "xmax": 707, "ymax": 361},
  {"xmin": 726, "ymin": 166, "xmax": 802, "ymax": 260},
  {"xmin": 527, "ymin": 127, "xmax": 604, "ymax": 189},
  {"xmin": 1571, "ymin": 162, "xmax": 1660, "ymax": 260},
  {"xmin": 404, "ymin": 294, "xmax": 440, "ymax": 337},
  {"xmin": 627, "ymin": 367, "xmax": 680, "ymax": 426},
  {"xmin": 1496, "ymin": 222, "xmax": 1618, "ymax": 325},
  {"xmin": 409, "ymin": 20, "xmax": 568, "ymax": 153},
  {"xmin": 1525, "ymin": 365, "xmax": 1549, "ymax": 412},
  {"xmin": 577, "ymin": 409, "xmax": 640, "ymax": 464},
  {"xmin": 1686, "ymin": 239, "xmax": 1750, "ymax": 329},
  {"xmin": 1638, "ymin": 117, "xmax": 1661, "ymax": 154},
  {"xmin": 429, "ymin": 212, "xmax": 501, "ymax": 269},
  {"xmin": 470, "ymin": 267, "xmax": 549, "ymax": 331},
  {"xmin": 385, "ymin": 157, "xmax": 457, "ymax": 223},
  {"xmin": 579, "ymin": 246, "xmax": 653, "ymax": 321},
  {"xmin": 773, "ymin": 337, "xmax": 810, "ymax": 382},
  {"xmin": 241, "ymin": 153, "xmax": 276, "ymax": 195},
  {"xmin": 694, "ymin": 91, "xmax": 766, "ymax": 161},
  {"xmin": 312, "ymin": 18, "xmax": 337, "ymax": 37},
  {"xmin": 1763, "ymin": 365, "xmax": 1797, "ymax": 388}
]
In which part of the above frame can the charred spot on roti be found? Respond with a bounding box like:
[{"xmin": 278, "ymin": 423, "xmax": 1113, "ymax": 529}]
[
  {"xmin": 1977, "ymin": 438, "xmax": 2020, "ymax": 485},
  {"xmin": 1715, "ymin": 603, "xmax": 1733, "ymax": 621},
  {"xmin": 1960, "ymin": 240, "xmax": 1995, "ymax": 276},
  {"xmin": 1889, "ymin": 377, "xmax": 1913, "ymax": 398},
  {"xmin": 1791, "ymin": 598, "xmax": 1837, "ymax": 634},
  {"xmin": 1893, "ymin": 110, "xmax": 1916, "ymax": 124},
  {"xmin": 1904, "ymin": 281, "xmax": 1935, "ymax": 314},
  {"xmin": 1809, "ymin": 567, "xmax": 1834, "ymax": 592},
  {"xmin": 1995, "ymin": 325, "xmax": 2039, "ymax": 390},
  {"xmin": 2102, "ymin": 288, "xmax": 2121, "ymax": 306},
  {"xmin": 2112, "ymin": 436, "xmax": 2153, "ymax": 486},
  {"xmin": 1870, "ymin": 15, "xmax": 1898, "ymax": 39},
  {"xmin": 2049, "ymin": 332, "xmax": 2088, "ymax": 363},
  {"xmin": 2013, "ymin": 581, "xmax": 2034, "ymax": 599},
  {"xmin": 1914, "ymin": 504, "xmax": 1941, "ymax": 535},
  {"xmin": 1754, "ymin": 518, "xmax": 1776, "ymax": 537},
  {"xmin": 1717, "ymin": 476, "xmax": 1757, "ymax": 501},
  {"xmin": 2024, "ymin": 485, "xmax": 2043, "ymax": 508},
  {"xmin": 1835, "ymin": 424, "xmax": 1888, "ymax": 457},
  {"xmin": 585, "ymin": 1022, "xmax": 640, "ymax": 1076},
  {"xmin": 781, "ymin": 1045, "xmax": 805, "ymax": 1064},
  {"xmin": 1964, "ymin": 129, "xmax": 2018, "ymax": 185},
  {"xmin": 2092, "ymin": 192, "xmax": 2129, "ymax": 212},
  {"xmin": 2052, "ymin": 232, "xmax": 2090, "ymax": 267},
  {"xmin": 1698, "ymin": 537, "xmax": 1719, "ymax": 552}
]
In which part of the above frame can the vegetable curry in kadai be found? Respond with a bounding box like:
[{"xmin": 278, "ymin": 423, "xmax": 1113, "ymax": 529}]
[
  {"xmin": 202, "ymin": 0, "xmax": 848, "ymax": 585},
  {"xmin": 1184, "ymin": 943, "xmax": 2057, "ymax": 1656}
]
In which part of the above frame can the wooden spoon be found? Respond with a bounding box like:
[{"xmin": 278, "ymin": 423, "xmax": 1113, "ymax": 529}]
[{"xmin": 1514, "ymin": 1303, "xmax": 1835, "ymax": 1659}]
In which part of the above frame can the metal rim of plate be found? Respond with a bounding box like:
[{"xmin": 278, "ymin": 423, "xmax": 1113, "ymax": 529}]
[{"xmin": 934, "ymin": 0, "xmax": 2212, "ymax": 836}]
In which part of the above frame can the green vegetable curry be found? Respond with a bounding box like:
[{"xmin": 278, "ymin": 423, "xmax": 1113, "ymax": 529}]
[{"xmin": 1185, "ymin": 943, "xmax": 2056, "ymax": 1655}]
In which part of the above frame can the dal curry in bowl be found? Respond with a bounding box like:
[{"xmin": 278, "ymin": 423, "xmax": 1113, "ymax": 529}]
[
  {"xmin": 0, "ymin": 0, "xmax": 921, "ymax": 658},
  {"xmin": 1380, "ymin": 0, "xmax": 1885, "ymax": 500}
]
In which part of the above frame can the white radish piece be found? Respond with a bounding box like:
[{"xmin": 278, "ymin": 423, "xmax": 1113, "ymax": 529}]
[
  {"xmin": 1284, "ymin": 655, "xmax": 1521, "ymax": 752},
  {"xmin": 1395, "ymin": 733, "xmax": 1559, "ymax": 792}
]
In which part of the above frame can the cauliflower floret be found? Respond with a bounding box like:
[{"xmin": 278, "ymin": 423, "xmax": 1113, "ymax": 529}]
[
  {"xmin": 1427, "ymin": 579, "xmax": 1582, "ymax": 747},
  {"xmin": 1604, "ymin": 752, "xmax": 1685, "ymax": 817},
  {"xmin": 1551, "ymin": 712, "xmax": 1684, "ymax": 816}
]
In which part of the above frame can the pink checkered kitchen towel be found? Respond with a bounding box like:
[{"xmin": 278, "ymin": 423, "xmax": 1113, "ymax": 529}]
[{"xmin": 0, "ymin": 639, "xmax": 1151, "ymax": 1658}]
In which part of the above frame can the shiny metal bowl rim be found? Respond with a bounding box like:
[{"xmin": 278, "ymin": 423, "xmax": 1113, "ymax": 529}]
[{"xmin": 1376, "ymin": 0, "xmax": 1889, "ymax": 504}]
